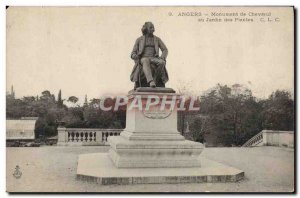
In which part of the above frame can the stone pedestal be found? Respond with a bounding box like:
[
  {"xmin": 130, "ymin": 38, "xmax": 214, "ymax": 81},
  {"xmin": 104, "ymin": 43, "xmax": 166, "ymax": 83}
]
[
  {"xmin": 77, "ymin": 153, "xmax": 245, "ymax": 185},
  {"xmin": 76, "ymin": 88, "xmax": 245, "ymax": 185},
  {"xmin": 108, "ymin": 88, "xmax": 204, "ymax": 168}
]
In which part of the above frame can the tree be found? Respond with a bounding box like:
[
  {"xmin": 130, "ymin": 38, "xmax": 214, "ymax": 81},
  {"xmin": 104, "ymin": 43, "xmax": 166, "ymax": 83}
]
[
  {"xmin": 57, "ymin": 89, "xmax": 64, "ymax": 107},
  {"xmin": 82, "ymin": 97, "xmax": 126, "ymax": 129},
  {"xmin": 6, "ymin": 90, "xmax": 69, "ymax": 138},
  {"xmin": 199, "ymin": 84, "xmax": 263, "ymax": 146},
  {"xmin": 188, "ymin": 116, "xmax": 211, "ymax": 143},
  {"xmin": 90, "ymin": 98, "xmax": 100, "ymax": 108},
  {"xmin": 40, "ymin": 90, "xmax": 55, "ymax": 102},
  {"xmin": 83, "ymin": 95, "xmax": 88, "ymax": 107},
  {"xmin": 262, "ymin": 90, "xmax": 294, "ymax": 130},
  {"xmin": 6, "ymin": 85, "xmax": 294, "ymax": 146},
  {"xmin": 62, "ymin": 106, "xmax": 86, "ymax": 128},
  {"xmin": 177, "ymin": 80, "xmax": 195, "ymax": 135},
  {"xmin": 68, "ymin": 96, "xmax": 79, "ymax": 104}
]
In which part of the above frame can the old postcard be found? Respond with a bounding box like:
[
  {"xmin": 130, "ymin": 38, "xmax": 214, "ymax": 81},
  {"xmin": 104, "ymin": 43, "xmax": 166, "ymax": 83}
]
[{"xmin": 6, "ymin": 6, "xmax": 294, "ymax": 193}]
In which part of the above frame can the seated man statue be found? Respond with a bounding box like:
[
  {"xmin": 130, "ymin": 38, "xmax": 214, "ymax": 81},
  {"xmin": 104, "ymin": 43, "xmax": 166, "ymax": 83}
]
[{"xmin": 130, "ymin": 22, "xmax": 169, "ymax": 89}]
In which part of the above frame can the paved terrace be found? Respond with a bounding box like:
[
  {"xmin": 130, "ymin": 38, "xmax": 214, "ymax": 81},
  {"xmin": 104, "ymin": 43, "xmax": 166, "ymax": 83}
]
[{"xmin": 6, "ymin": 146, "xmax": 294, "ymax": 192}]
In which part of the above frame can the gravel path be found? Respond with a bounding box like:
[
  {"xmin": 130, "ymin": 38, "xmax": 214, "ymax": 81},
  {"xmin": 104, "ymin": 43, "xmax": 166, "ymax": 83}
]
[{"xmin": 6, "ymin": 146, "xmax": 294, "ymax": 192}]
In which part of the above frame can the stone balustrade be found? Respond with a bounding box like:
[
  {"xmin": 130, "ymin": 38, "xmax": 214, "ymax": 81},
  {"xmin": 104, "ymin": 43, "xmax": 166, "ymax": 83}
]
[
  {"xmin": 57, "ymin": 128, "xmax": 122, "ymax": 146},
  {"xmin": 262, "ymin": 130, "xmax": 294, "ymax": 148},
  {"xmin": 242, "ymin": 131, "xmax": 263, "ymax": 147},
  {"xmin": 242, "ymin": 130, "xmax": 294, "ymax": 148}
]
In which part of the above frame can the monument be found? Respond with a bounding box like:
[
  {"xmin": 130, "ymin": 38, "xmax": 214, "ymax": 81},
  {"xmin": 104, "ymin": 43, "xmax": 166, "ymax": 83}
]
[
  {"xmin": 130, "ymin": 22, "xmax": 169, "ymax": 89},
  {"xmin": 76, "ymin": 22, "xmax": 244, "ymax": 185}
]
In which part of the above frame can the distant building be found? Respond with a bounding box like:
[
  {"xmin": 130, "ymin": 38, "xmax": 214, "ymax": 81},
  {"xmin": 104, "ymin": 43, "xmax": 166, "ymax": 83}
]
[{"xmin": 6, "ymin": 117, "xmax": 38, "ymax": 141}]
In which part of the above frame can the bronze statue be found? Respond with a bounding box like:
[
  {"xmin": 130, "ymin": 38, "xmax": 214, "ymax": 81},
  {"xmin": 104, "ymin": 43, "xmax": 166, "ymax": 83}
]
[{"xmin": 130, "ymin": 22, "xmax": 169, "ymax": 89}]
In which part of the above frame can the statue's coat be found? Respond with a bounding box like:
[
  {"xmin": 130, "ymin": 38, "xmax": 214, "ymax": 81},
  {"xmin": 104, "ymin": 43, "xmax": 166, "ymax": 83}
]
[{"xmin": 130, "ymin": 35, "xmax": 169, "ymax": 84}]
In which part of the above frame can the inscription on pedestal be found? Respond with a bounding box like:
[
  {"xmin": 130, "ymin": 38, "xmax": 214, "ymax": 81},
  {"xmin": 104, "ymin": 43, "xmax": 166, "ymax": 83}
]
[{"xmin": 142, "ymin": 105, "xmax": 173, "ymax": 119}]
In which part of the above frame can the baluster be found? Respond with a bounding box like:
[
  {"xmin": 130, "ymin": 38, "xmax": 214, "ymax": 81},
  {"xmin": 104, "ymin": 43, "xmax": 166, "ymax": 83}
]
[
  {"xmin": 85, "ymin": 132, "xmax": 88, "ymax": 142},
  {"xmin": 105, "ymin": 132, "xmax": 108, "ymax": 142},
  {"xmin": 76, "ymin": 132, "xmax": 79, "ymax": 142},
  {"xmin": 71, "ymin": 132, "xmax": 74, "ymax": 142},
  {"xmin": 68, "ymin": 132, "xmax": 70, "ymax": 142},
  {"xmin": 80, "ymin": 132, "xmax": 83, "ymax": 142},
  {"xmin": 94, "ymin": 132, "xmax": 96, "ymax": 141},
  {"xmin": 89, "ymin": 132, "xmax": 93, "ymax": 141}
]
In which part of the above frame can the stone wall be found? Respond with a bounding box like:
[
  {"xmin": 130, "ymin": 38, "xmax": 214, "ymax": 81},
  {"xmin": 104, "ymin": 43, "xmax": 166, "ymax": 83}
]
[
  {"xmin": 6, "ymin": 118, "xmax": 37, "ymax": 140},
  {"xmin": 262, "ymin": 130, "xmax": 294, "ymax": 148}
]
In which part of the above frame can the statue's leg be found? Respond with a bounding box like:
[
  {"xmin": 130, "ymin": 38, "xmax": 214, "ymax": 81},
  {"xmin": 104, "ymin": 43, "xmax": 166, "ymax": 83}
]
[
  {"xmin": 149, "ymin": 58, "xmax": 166, "ymax": 87},
  {"xmin": 150, "ymin": 64, "xmax": 157, "ymax": 84},
  {"xmin": 150, "ymin": 57, "xmax": 166, "ymax": 67},
  {"xmin": 140, "ymin": 57, "xmax": 154, "ymax": 83},
  {"xmin": 139, "ymin": 72, "xmax": 148, "ymax": 87}
]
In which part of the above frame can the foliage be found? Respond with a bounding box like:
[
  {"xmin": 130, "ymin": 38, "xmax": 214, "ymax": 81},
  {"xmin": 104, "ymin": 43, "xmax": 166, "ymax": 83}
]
[
  {"xmin": 261, "ymin": 90, "xmax": 294, "ymax": 130},
  {"xmin": 186, "ymin": 84, "xmax": 294, "ymax": 146},
  {"xmin": 6, "ymin": 86, "xmax": 294, "ymax": 146},
  {"xmin": 6, "ymin": 90, "xmax": 126, "ymax": 138},
  {"xmin": 68, "ymin": 96, "xmax": 79, "ymax": 104},
  {"xmin": 57, "ymin": 89, "xmax": 64, "ymax": 108}
]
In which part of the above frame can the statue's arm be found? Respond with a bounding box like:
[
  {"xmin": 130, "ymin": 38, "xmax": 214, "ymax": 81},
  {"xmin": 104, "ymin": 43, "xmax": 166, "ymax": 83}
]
[
  {"xmin": 158, "ymin": 38, "xmax": 168, "ymax": 60},
  {"xmin": 131, "ymin": 38, "xmax": 139, "ymax": 60}
]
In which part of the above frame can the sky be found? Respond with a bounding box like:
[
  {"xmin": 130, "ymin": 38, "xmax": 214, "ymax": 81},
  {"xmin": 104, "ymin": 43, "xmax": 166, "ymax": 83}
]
[{"xmin": 6, "ymin": 7, "xmax": 294, "ymax": 103}]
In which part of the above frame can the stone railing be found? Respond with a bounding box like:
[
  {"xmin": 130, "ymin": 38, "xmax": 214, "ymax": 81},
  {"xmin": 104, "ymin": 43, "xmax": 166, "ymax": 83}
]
[
  {"xmin": 262, "ymin": 130, "xmax": 294, "ymax": 148},
  {"xmin": 57, "ymin": 128, "xmax": 122, "ymax": 146},
  {"xmin": 242, "ymin": 131, "xmax": 263, "ymax": 147},
  {"xmin": 242, "ymin": 130, "xmax": 294, "ymax": 148}
]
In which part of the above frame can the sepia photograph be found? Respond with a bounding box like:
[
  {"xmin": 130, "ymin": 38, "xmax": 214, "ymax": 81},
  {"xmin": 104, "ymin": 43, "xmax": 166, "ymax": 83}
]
[{"xmin": 5, "ymin": 6, "xmax": 295, "ymax": 193}]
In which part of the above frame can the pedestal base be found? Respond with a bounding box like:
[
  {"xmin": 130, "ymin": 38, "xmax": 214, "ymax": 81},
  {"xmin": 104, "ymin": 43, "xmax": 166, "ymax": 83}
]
[
  {"xmin": 76, "ymin": 153, "xmax": 245, "ymax": 185},
  {"xmin": 108, "ymin": 135, "xmax": 204, "ymax": 168}
]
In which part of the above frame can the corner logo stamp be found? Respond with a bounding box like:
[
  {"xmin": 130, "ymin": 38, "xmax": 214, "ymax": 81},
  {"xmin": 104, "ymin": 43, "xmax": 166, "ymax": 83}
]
[{"xmin": 13, "ymin": 165, "xmax": 22, "ymax": 179}]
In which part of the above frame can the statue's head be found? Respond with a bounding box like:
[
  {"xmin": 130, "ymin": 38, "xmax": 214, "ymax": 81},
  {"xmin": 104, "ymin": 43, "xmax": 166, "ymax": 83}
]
[{"xmin": 141, "ymin": 22, "xmax": 155, "ymax": 35}]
